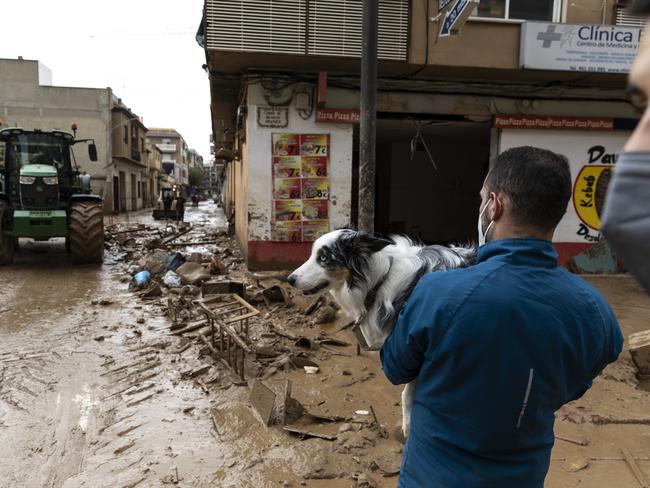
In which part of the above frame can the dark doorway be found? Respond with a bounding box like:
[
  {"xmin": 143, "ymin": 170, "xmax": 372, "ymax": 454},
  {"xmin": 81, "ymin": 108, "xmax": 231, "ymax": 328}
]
[
  {"xmin": 112, "ymin": 176, "xmax": 120, "ymax": 213},
  {"xmin": 375, "ymin": 119, "xmax": 491, "ymax": 244},
  {"xmin": 119, "ymin": 171, "xmax": 127, "ymax": 213}
]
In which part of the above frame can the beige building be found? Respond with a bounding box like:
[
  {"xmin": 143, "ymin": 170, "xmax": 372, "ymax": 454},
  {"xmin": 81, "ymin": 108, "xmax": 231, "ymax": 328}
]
[
  {"xmin": 146, "ymin": 128, "xmax": 190, "ymax": 189},
  {"xmin": 110, "ymin": 98, "xmax": 149, "ymax": 212},
  {"xmin": 0, "ymin": 57, "xmax": 153, "ymax": 214},
  {"xmin": 146, "ymin": 142, "xmax": 163, "ymax": 207},
  {"xmin": 199, "ymin": 0, "xmax": 644, "ymax": 270}
]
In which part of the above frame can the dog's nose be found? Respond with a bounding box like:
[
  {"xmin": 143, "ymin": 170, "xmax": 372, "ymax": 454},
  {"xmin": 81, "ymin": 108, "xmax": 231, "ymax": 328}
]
[{"xmin": 287, "ymin": 274, "xmax": 297, "ymax": 287}]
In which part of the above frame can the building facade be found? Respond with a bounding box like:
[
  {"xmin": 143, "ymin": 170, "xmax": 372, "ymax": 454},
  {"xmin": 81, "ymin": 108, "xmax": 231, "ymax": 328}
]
[
  {"xmin": 0, "ymin": 58, "xmax": 154, "ymax": 214},
  {"xmin": 110, "ymin": 98, "xmax": 149, "ymax": 213},
  {"xmin": 199, "ymin": 0, "xmax": 644, "ymax": 270},
  {"xmin": 146, "ymin": 128, "xmax": 190, "ymax": 190}
]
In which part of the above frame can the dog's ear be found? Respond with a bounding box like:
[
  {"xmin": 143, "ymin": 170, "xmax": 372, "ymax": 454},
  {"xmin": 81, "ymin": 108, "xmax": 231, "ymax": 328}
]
[{"xmin": 355, "ymin": 234, "xmax": 393, "ymax": 254}]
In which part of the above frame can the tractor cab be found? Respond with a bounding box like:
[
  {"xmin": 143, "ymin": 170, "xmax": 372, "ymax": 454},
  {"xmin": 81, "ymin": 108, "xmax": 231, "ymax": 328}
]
[{"xmin": 0, "ymin": 128, "xmax": 97, "ymax": 206}]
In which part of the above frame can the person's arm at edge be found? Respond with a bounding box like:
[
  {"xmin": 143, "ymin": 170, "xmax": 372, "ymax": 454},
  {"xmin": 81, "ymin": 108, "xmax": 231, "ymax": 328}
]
[{"xmin": 601, "ymin": 110, "xmax": 650, "ymax": 292}]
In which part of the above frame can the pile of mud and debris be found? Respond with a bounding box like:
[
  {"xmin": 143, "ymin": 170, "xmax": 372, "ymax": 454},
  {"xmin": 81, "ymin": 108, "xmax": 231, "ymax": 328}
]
[
  {"xmin": 102, "ymin": 221, "xmax": 406, "ymax": 486},
  {"xmin": 99, "ymin": 222, "xmax": 650, "ymax": 487}
]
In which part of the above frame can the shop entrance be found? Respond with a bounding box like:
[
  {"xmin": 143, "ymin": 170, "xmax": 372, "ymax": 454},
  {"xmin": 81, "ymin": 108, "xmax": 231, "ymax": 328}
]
[{"xmin": 375, "ymin": 118, "xmax": 491, "ymax": 244}]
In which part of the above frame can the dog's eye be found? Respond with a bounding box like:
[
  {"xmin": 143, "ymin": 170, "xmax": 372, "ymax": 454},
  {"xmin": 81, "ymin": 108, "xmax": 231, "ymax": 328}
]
[{"xmin": 319, "ymin": 255, "xmax": 327, "ymax": 263}]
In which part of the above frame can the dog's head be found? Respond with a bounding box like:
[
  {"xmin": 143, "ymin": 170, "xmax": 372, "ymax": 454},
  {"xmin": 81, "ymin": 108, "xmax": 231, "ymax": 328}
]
[{"xmin": 288, "ymin": 229, "xmax": 393, "ymax": 294}]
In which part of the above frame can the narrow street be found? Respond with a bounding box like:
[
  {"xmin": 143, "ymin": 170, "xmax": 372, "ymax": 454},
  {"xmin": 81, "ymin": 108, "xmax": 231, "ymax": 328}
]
[{"xmin": 1, "ymin": 203, "xmax": 650, "ymax": 488}]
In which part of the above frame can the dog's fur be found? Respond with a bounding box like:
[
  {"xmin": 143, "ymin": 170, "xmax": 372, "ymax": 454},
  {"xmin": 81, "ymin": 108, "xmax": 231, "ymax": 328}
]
[{"xmin": 288, "ymin": 229, "xmax": 476, "ymax": 435}]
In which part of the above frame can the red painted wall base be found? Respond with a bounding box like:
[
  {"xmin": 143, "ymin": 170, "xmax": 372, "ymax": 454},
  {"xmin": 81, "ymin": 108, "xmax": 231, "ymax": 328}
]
[
  {"xmin": 245, "ymin": 240, "xmax": 593, "ymax": 271},
  {"xmin": 247, "ymin": 241, "xmax": 313, "ymax": 271}
]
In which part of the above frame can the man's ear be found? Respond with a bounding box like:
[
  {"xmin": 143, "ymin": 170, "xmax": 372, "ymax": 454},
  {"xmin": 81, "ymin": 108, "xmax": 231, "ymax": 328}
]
[
  {"xmin": 355, "ymin": 233, "xmax": 393, "ymax": 254},
  {"xmin": 490, "ymin": 192, "xmax": 504, "ymax": 221}
]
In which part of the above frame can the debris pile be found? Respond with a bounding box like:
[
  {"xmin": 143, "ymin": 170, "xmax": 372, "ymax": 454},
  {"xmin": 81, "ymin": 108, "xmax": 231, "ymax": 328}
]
[{"xmin": 103, "ymin": 220, "xmax": 404, "ymax": 484}]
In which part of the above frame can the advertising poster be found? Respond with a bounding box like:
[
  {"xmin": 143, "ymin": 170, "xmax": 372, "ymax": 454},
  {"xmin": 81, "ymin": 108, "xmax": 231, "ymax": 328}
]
[
  {"xmin": 273, "ymin": 156, "xmax": 302, "ymax": 178},
  {"xmin": 274, "ymin": 200, "xmax": 302, "ymax": 222},
  {"xmin": 273, "ymin": 178, "xmax": 301, "ymax": 200},
  {"xmin": 274, "ymin": 221, "xmax": 302, "ymax": 242},
  {"xmin": 302, "ymin": 221, "xmax": 330, "ymax": 242},
  {"xmin": 302, "ymin": 200, "xmax": 328, "ymax": 221},
  {"xmin": 272, "ymin": 133, "xmax": 331, "ymax": 242},
  {"xmin": 301, "ymin": 156, "xmax": 328, "ymax": 177}
]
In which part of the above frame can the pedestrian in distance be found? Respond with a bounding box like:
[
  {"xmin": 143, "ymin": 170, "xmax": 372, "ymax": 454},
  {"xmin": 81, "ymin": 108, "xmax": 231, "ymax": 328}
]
[
  {"xmin": 381, "ymin": 146, "xmax": 623, "ymax": 488},
  {"xmin": 601, "ymin": 0, "xmax": 650, "ymax": 293},
  {"xmin": 176, "ymin": 193, "xmax": 186, "ymax": 222}
]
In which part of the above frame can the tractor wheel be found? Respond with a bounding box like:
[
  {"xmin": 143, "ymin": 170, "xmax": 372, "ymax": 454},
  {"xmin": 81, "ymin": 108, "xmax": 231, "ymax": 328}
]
[
  {"xmin": 69, "ymin": 201, "xmax": 104, "ymax": 264},
  {"xmin": 0, "ymin": 201, "xmax": 14, "ymax": 265}
]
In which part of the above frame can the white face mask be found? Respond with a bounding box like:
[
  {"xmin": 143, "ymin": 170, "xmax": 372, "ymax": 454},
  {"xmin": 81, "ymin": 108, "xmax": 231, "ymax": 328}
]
[{"xmin": 477, "ymin": 200, "xmax": 495, "ymax": 246}]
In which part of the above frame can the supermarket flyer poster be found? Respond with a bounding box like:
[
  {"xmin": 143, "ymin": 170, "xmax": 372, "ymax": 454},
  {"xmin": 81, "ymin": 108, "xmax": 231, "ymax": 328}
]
[
  {"xmin": 302, "ymin": 199, "xmax": 328, "ymax": 220},
  {"xmin": 273, "ymin": 156, "xmax": 302, "ymax": 178},
  {"xmin": 273, "ymin": 221, "xmax": 303, "ymax": 242},
  {"xmin": 302, "ymin": 221, "xmax": 330, "ymax": 242},
  {"xmin": 272, "ymin": 133, "xmax": 300, "ymax": 156},
  {"xmin": 300, "ymin": 134, "xmax": 329, "ymax": 156},
  {"xmin": 274, "ymin": 199, "xmax": 302, "ymax": 222},
  {"xmin": 301, "ymin": 156, "xmax": 328, "ymax": 178},
  {"xmin": 301, "ymin": 178, "xmax": 330, "ymax": 200},
  {"xmin": 273, "ymin": 178, "xmax": 301, "ymax": 200}
]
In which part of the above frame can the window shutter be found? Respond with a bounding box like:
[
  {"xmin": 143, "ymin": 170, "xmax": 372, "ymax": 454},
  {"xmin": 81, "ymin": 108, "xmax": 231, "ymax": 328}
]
[
  {"xmin": 308, "ymin": 0, "xmax": 409, "ymax": 61},
  {"xmin": 205, "ymin": 0, "xmax": 306, "ymax": 54},
  {"xmin": 616, "ymin": 2, "xmax": 646, "ymax": 26},
  {"xmin": 205, "ymin": 0, "xmax": 409, "ymax": 61}
]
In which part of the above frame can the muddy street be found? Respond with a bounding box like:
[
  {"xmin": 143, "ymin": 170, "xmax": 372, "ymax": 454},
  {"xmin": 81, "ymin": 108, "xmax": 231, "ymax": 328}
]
[{"xmin": 0, "ymin": 202, "xmax": 649, "ymax": 488}]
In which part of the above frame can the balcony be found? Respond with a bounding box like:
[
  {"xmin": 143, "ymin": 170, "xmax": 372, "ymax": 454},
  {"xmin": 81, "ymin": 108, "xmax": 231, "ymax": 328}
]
[{"xmin": 156, "ymin": 143, "xmax": 177, "ymax": 153}]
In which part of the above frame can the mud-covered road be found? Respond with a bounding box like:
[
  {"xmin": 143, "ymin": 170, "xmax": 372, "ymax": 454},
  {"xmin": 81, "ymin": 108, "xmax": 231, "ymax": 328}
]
[{"xmin": 1, "ymin": 202, "xmax": 650, "ymax": 488}]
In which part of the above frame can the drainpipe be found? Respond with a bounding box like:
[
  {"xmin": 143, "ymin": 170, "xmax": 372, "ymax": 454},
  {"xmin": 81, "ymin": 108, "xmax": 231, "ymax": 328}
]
[{"xmin": 358, "ymin": 0, "xmax": 378, "ymax": 234}]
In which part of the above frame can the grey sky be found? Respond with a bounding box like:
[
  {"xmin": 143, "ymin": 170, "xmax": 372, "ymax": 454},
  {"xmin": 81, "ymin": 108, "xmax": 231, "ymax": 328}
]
[{"xmin": 2, "ymin": 0, "xmax": 211, "ymax": 160}]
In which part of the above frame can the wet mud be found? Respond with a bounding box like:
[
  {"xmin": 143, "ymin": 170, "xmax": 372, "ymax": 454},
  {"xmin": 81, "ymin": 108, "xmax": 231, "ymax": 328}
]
[{"xmin": 0, "ymin": 203, "xmax": 649, "ymax": 487}]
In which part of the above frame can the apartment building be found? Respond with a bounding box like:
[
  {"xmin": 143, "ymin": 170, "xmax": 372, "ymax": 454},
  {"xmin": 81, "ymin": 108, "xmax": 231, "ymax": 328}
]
[
  {"xmin": 111, "ymin": 98, "xmax": 149, "ymax": 212},
  {"xmin": 0, "ymin": 58, "xmax": 152, "ymax": 214},
  {"xmin": 146, "ymin": 128, "xmax": 190, "ymax": 190},
  {"xmin": 199, "ymin": 0, "xmax": 644, "ymax": 270},
  {"xmin": 146, "ymin": 141, "xmax": 163, "ymax": 207}
]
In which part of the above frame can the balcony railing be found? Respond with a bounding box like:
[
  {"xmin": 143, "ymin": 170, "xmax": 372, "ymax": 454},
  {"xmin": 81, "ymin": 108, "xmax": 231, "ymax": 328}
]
[
  {"xmin": 156, "ymin": 143, "xmax": 177, "ymax": 153},
  {"xmin": 205, "ymin": 0, "xmax": 409, "ymax": 61}
]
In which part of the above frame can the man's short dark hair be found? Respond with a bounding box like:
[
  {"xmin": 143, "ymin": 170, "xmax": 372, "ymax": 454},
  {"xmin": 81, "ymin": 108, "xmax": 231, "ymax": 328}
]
[{"xmin": 486, "ymin": 146, "xmax": 571, "ymax": 232}]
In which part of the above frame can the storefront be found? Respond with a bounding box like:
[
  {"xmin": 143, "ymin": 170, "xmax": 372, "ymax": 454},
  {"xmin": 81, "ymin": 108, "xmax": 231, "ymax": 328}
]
[
  {"xmin": 496, "ymin": 114, "xmax": 635, "ymax": 264},
  {"xmin": 235, "ymin": 78, "xmax": 639, "ymax": 270}
]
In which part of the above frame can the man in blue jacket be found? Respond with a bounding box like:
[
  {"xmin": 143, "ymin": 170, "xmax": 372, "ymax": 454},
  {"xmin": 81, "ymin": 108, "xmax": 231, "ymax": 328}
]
[{"xmin": 381, "ymin": 146, "xmax": 623, "ymax": 488}]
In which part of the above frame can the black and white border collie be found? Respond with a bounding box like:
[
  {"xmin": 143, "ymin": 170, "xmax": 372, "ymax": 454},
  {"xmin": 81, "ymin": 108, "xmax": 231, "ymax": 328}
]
[{"xmin": 288, "ymin": 229, "xmax": 476, "ymax": 435}]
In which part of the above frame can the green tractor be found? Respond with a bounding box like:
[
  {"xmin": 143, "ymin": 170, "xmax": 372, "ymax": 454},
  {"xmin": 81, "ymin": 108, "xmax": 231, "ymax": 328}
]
[{"xmin": 0, "ymin": 126, "xmax": 104, "ymax": 265}]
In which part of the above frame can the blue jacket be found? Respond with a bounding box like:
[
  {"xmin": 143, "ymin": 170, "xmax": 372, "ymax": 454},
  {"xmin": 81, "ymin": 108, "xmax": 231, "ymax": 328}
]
[{"xmin": 381, "ymin": 239, "xmax": 623, "ymax": 488}]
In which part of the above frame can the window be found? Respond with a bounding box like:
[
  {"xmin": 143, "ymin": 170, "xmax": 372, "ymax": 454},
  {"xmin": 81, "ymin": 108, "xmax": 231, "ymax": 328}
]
[
  {"xmin": 616, "ymin": 1, "xmax": 646, "ymax": 27},
  {"xmin": 124, "ymin": 126, "xmax": 128, "ymax": 145},
  {"xmin": 475, "ymin": 0, "xmax": 558, "ymax": 21}
]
